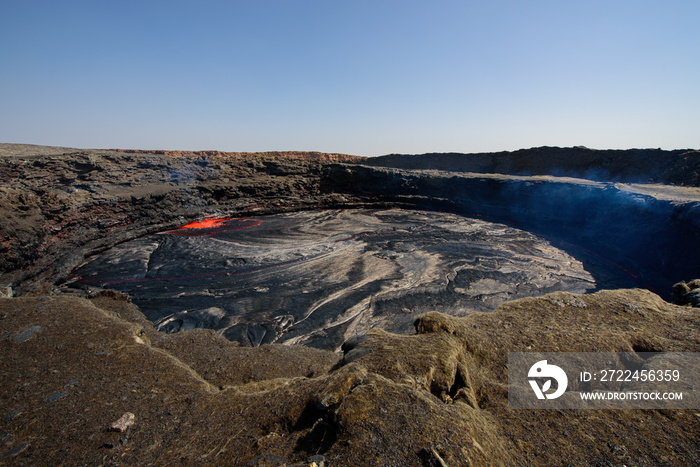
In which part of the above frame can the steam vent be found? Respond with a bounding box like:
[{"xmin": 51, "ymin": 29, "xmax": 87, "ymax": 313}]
[{"xmin": 1, "ymin": 144, "xmax": 699, "ymax": 465}]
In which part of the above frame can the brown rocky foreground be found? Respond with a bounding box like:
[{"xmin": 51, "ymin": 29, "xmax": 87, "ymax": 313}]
[
  {"xmin": 2, "ymin": 289, "xmax": 698, "ymax": 465},
  {"xmin": 1, "ymin": 144, "xmax": 699, "ymax": 465}
]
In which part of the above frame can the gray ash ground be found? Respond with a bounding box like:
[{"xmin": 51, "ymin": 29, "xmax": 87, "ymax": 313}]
[{"xmin": 69, "ymin": 209, "xmax": 601, "ymax": 350}]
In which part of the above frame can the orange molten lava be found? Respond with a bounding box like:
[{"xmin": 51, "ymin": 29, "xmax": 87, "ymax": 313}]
[{"xmin": 178, "ymin": 218, "xmax": 232, "ymax": 230}]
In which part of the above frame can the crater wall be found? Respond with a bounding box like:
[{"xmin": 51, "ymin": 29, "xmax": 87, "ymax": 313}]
[
  {"xmin": 1, "ymin": 146, "xmax": 699, "ymax": 301},
  {"xmin": 321, "ymin": 164, "xmax": 700, "ymax": 298}
]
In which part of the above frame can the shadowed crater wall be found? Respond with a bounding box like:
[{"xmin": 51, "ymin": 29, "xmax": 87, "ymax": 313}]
[
  {"xmin": 320, "ymin": 164, "xmax": 700, "ymax": 298},
  {"xmin": 364, "ymin": 146, "xmax": 700, "ymax": 185}
]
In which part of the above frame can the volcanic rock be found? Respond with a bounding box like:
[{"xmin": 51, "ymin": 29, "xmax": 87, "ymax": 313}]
[
  {"xmin": 12, "ymin": 324, "xmax": 42, "ymax": 344},
  {"xmin": 109, "ymin": 412, "xmax": 135, "ymax": 433},
  {"xmin": 0, "ymin": 289, "xmax": 697, "ymax": 465},
  {"xmin": 673, "ymin": 279, "xmax": 700, "ymax": 307},
  {"xmin": 69, "ymin": 208, "xmax": 596, "ymax": 350}
]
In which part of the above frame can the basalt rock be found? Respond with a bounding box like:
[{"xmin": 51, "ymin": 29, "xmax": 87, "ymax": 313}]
[
  {"xmin": 672, "ymin": 279, "xmax": 700, "ymax": 307},
  {"xmin": 67, "ymin": 209, "xmax": 597, "ymax": 350}
]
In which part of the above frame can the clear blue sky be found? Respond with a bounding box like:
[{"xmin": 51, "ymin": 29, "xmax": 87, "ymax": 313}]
[{"xmin": 1, "ymin": 1, "xmax": 698, "ymax": 156}]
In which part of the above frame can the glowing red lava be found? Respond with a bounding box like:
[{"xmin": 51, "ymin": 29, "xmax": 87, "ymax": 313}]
[
  {"xmin": 179, "ymin": 218, "xmax": 232, "ymax": 229},
  {"xmin": 159, "ymin": 217, "xmax": 263, "ymax": 236}
]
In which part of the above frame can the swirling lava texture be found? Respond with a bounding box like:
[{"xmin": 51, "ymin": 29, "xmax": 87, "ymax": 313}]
[{"xmin": 72, "ymin": 209, "xmax": 597, "ymax": 350}]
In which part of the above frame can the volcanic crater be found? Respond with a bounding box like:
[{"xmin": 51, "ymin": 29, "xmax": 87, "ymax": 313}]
[{"xmin": 1, "ymin": 144, "xmax": 699, "ymax": 466}]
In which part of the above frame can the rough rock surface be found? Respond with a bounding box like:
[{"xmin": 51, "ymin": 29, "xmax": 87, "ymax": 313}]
[
  {"xmin": 0, "ymin": 290, "xmax": 697, "ymax": 465},
  {"xmin": 673, "ymin": 279, "xmax": 700, "ymax": 307},
  {"xmin": 1, "ymin": 144, "xmax": 699, "ymax": 465}
]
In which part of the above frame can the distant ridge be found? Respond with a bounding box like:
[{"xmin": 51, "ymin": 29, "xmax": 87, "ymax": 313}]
[
  {"xmin": 366, "ymin": 146, "xmax": 700, "ymax": 186},
  {"xmin": 0, "ymin": 143, "xmax": 80, "ymax": 157},
  {"xmin": 110, "ymin": 148, "xmax": 366, "ymax": 163},
  {"xmin": 4, "ymin": 143, "xmax": 699, "ymax": 185},
  {"xmin": 0, "ymin": 144, "xmax": 366, "ymax": 163}
]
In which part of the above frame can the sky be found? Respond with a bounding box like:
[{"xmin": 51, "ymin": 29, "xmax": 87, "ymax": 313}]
[{"xmin": 1, "ymin": 1, "xmax": 698, "ymax": 156}]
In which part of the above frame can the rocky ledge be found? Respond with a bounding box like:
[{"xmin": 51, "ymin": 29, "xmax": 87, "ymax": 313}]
[
  {"xmin": 1, "ymin": 289, "xmax": 697, "ymax": 465},
  {"xmin": 0, "ymin": 144, "xmax": 699, "ymax": 465}
]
